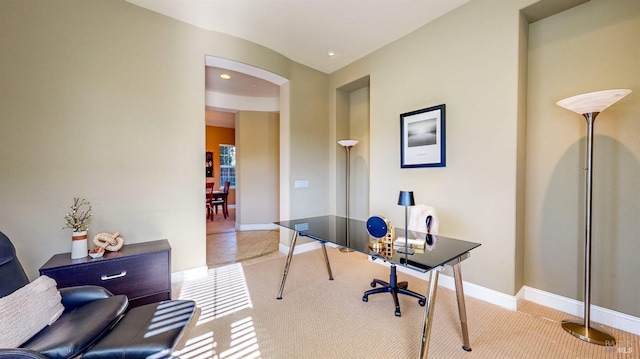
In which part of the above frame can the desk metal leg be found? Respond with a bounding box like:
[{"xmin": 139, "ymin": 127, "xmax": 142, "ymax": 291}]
[
  {"xmin": 277, "ymin": 230, "xmax": 298, "ymax": 299},
  {"xmin": 320, "ymin": 242, "xmax": 334, "ymax": 280},
  {"xmin": 419, "ymin": 268, "xmax": 440, "ymax": 359},
  {"xmin": 453, "ymin": 262, "xmax": 471, "ymax": 351}
]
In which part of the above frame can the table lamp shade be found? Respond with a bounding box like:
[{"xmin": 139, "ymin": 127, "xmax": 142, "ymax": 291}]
[
  {"xmin": 398, "ymin": 191, "xmax": 415, "ymax": 206},
  {"xmin": 556, "ymin": 89, "xmax": 631, "ymax": 115}
]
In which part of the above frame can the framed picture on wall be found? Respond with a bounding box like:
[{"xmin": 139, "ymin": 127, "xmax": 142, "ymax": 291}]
[
  {"xmin": 206, "ymin": 151, "xmax": 213, "ymax": 177},
  {"xmin": 400, "ymin": 104, "xmax": 446, "ymax": 168}
]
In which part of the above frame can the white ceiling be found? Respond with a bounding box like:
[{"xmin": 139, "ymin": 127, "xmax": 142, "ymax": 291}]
[
  {"xmin": 125, "ymin": 0, "xmax": 470, "ymax": 74},
  {"xmin": 124, "ymin": 0, "xmax": 586, "ymax": 128},
  {"xmin": 125, "ymin": 0, "xmax": 471, "ymax": 128},
  {"xmin": 204, "ymin": 65, "xmax": 281, "ymax": 127},
  {"xmin": 205, "ymin": 66, "xmax": 280, "ymax": 97}
]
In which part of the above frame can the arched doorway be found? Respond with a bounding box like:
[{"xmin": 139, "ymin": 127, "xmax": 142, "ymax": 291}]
[{"xmin": 204, "ymin": 56, "xmax": 289, "ymax": 266}]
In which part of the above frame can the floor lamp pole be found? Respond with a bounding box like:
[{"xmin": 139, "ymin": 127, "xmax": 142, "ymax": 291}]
[
  {"xmin": 345, "ymin": 145, "xmax": 352, "ymax": 219},
  {"xmin": 560, "ymin": 111, "xmax": 615, "ymax": 345},
  {"xmin": 584, "ymin": 112, "xmax": 595, "ymax": 330},
  {"xmin": 338, "ymin": 140, "xmax": 358, "ymax": 253},
  {"xmin": 556, "ymin": 89, "xmax": 631, "ymax": 346}
]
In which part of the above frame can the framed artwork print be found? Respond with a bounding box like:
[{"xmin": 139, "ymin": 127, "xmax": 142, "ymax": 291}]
[
  {"xmin": 400, "ymin": 104, "xmax": 446, "ymax": 168},
  {"xmin": 206, "ymin": 151, "xmax": 213, "ymax": 177}
]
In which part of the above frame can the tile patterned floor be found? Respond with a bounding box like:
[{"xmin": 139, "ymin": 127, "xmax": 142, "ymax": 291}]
[{"xmin": 206, "ymin": 208, "xmax": 283, "ymax": 268}]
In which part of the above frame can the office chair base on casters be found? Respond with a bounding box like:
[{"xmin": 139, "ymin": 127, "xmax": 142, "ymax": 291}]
[{"xmin": 362, "ymin": 264, "xmax": 426, "ymax": 317}]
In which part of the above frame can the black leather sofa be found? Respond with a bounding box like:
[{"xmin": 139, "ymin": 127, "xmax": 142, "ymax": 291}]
[{"xmin": 0, "ymin": 230, "xmax": 195, "ymax": 359}]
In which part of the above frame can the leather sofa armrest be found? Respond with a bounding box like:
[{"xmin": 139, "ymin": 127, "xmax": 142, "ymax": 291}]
[
  {"xmin": 0, "ymin": 348, "xmax": 49, "ymax": 358},
  {"xmin": 59, "ymin": 286, "xmax": 115, "ymax": 310}
]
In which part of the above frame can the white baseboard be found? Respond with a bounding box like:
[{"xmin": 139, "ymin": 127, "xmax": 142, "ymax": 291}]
[
  {"xmin": 278, "ymin": 240, "xmax": 323, "ymax": 255},
  {"xmin": 437, "ymin": 271, "xmax": 518, "ymax": 311},
  {"xmin": 171, "ymin": 265, "xmax": 209, "ymax": 283},
  {"xmin": 278, "ymin": 239, "xmax": 343, "ymax": 255},
  {"xmin": 236, "ymin": 223, "xmax": 279, "ymax": 231},
  {"xmin": 367, "ymin": 258, "xmax": 518, "ymax": 310},
  {"xmin": 519, "ymin": 286, "xmax": 640, "ymax": 336}
]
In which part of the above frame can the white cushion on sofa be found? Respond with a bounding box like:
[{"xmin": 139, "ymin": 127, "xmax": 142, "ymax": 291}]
[{"xmin": 0, "ymin": 275, "xmax": 64, "ymax": 347}]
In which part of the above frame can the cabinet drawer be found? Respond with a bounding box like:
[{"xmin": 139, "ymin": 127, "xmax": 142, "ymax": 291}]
[{"xmin": 42, "ymin": 251, "xmax": 170, "ymax": 300}]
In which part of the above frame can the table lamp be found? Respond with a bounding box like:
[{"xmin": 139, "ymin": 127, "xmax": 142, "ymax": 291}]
[
  {"xmin": 556, "ymin": 88, "xmax": 631, "ymax": 346},
  {"xmin": 397, "ymin": 190, "xmax": 415, "ymax": 255},
  {"xmin": 338, "ymin": 139, "xmax": 358, "ymax": 253}
]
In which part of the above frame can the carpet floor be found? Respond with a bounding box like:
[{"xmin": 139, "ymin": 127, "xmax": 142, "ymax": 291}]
[{"xmin": 171, "ymin": 247, "xmax": 639, "ymax": 359}]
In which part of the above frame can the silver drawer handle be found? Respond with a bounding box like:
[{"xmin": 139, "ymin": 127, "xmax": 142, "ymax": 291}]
[{"xmin": 101, "ymin": 271, "xmax": 127, "ymax": 280}]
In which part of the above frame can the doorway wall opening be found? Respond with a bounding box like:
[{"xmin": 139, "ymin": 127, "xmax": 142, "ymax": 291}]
[{"xmin": 204, "ymin": 55, "xmax": 289, "ymax": 231}]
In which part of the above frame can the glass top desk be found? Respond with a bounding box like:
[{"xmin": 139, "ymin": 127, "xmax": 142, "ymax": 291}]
[{"xmin": 275, "ymin": 215, "xmax": 481, "ymax": 359}]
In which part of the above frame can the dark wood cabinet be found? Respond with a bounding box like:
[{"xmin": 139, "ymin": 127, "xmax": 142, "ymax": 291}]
[{"xmin": 40, "ymin": 239, "xmax": 171, "ymax": 308}]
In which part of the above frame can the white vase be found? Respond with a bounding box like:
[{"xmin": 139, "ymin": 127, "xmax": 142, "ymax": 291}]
[{"xmin": 71, "ymin": 231, "xmax": 88, "ymax": 259}]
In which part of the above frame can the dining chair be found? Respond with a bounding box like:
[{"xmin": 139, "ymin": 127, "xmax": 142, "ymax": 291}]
[
  {"xmin": 222, "ymin": 181, "xmax": 231, "ymax": 217},
  {"xmin": 221, "ymin": 181, "xmax": 232, "ymax": 217},
  {"xmin": 210, "ymin": 181, "xmax": 230, "ymax": 219},
  {"xmin": 206, "ymin": 182, "xmax": 215, "ymax": 220}
]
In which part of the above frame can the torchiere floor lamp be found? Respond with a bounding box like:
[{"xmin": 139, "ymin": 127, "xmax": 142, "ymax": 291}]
[
  {"xmin": 338, "ymin": 139, "xmax": 358, "ymax": 253},
  {"xmin": 556, "ymin": 88, "xmax": 631, "ymax": 346}
]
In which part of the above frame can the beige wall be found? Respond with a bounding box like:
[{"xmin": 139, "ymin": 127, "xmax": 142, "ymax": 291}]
[
  {"xmin": 0, "ymin": 0, "xmax": 327, "ymax": 277},
  {"xmin": 288, "ymin": 63, "xmax": 331, "ymax": 218},
  {"xmin": 526, "ymin": 0, "xmax": 640, "ymax": 317},
  {"xmin": 348, "ymin": 87, "xmax": 371, "ymax": 220},
  {"xmin": 335, "ymin": 83, "xmax": 370, "ymax": 221},
  {"xmin": 236, "ymin": 111, "xmax": 280, "ymax": 227},
  {"xmin": 330, "ymin": 0, "xmax": 534, "ymax": 295},
  {"xmin": 515, "ymin": 10, "xmax": 530, "ymax": 298}
]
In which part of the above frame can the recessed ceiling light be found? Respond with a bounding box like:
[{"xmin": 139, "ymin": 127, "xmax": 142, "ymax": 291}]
[
  {"xmin": 220, "ymin": 74, "xmax": 231, "ymax": 80},
  {"xmin": 327, "ymin": 51, "xmax": 335, "ymax": 57}
]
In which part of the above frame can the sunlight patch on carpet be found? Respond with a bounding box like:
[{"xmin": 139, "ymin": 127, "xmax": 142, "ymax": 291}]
[
  {"xmin": 172, "ymin": 317, "xmax": 261, "ymax": 359},
  {"xmin": 220, "ymin": 316, "xmax": 260, "ymax": 359},
  {"xmin": 172, "ymin": 331, "xmax": 216, "ymax": 359},
  {"xmin": 178, "ymin": 263, "xmax": 253, "ymax": 325}
]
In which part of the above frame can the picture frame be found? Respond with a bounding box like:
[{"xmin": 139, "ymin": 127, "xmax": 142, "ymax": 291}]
[
  {"xmin": 400, "ymin": 104, "xmax": 446, "ymax": 168},
  {"xmin": 206, "ymin": 151, "xmax": 214, "ymax": 177}
]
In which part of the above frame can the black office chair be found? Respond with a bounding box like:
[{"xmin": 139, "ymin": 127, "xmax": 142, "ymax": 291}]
[
  {"xmin": 363, "ymin": 206, "xmax": 438, "ymax": 317},
  {"xmin": 0, "ymin": 230, "xmax": 195, "ymax": 359}
]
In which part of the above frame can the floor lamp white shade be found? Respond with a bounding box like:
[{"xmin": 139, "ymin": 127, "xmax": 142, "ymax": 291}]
[
  {"xmin": 338, "ymin": 139, "xmax": 358, "ymax": 253},
  {"xmin": 556, "ymin": 89, "xmax": 632, "ymax": 114},
  {"xmin": 337, "ymin": 139, "xmax": 359, "ymax": 148},
  {"xmin": 556, "ymin": 88, "xmax": 631, "ymax": 346}
]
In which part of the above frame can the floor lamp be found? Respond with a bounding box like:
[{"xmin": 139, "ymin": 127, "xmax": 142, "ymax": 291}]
[
  {"xmin": 556, "ymin": 88, "xmax": 632, "ymax": 346},
  {"xmin": 338, "ymin": 139, "xmax": 358, "ymax": 253}
]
